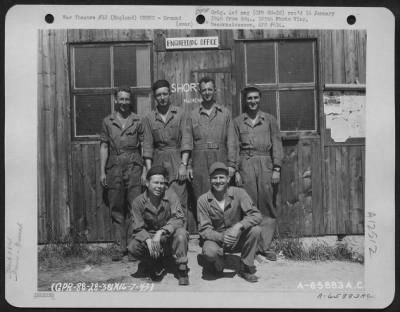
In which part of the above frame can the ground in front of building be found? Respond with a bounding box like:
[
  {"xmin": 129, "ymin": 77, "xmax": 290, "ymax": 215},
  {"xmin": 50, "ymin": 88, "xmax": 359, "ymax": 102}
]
[{"xmin": 38, "ymin": 238, "xmax": 364, "ymax": 292}]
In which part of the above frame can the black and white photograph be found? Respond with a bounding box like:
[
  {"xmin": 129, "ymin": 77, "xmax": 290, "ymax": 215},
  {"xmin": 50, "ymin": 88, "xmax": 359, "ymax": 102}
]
[{"xmin": 5, "ymin": 5, "xmax": 395, "ymax": 308}]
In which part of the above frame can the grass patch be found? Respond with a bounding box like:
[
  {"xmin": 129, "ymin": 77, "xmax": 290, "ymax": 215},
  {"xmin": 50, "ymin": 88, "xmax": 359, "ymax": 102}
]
[
  {"xmin": 38, "ymin": 243, "xmax": 116, "ymax": 271},
  {"xmin": 271, "ymin": 238, "xmax": 364, "ymax": 263},
  {"xmin": 38, "ymin": 229, "xmax": 117, "ymax": 271}
]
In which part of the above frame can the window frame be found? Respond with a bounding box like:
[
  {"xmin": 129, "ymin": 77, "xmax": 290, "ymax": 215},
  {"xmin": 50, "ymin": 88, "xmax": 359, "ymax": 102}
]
[
  {"xmin": 241, "ymin": 39, "xmax": 319, "ymax": 136},
  {"xmin": 69, "ymin": 42, "xmax": 153, "ymax": 140}
]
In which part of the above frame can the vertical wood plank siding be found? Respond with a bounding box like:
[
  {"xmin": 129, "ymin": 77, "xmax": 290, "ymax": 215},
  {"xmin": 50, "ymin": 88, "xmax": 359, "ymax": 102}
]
[
  {"xmin": 38, "ymin": 29, "xmax": 366, "ymax": 242},
  {"xmin": 38, "ymin": 30, "xmax": 71, "ymax": 243}
]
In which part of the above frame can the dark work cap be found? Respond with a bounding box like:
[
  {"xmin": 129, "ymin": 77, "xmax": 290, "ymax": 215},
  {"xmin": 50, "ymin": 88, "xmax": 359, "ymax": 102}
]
[
  {"xmin": 152, "ymin": 79, "xmax": 170, "ymax": 92},
  {"xmin": 209, "ymin": 162, "xmax": 229, "ymax": 176},
  {"xmin": 146, "ymin": 165, "xmax": 169, "ymax": 179},
  {"xmin": 242, "ymin": 85, "xmax": 261, "ymax": 96}
]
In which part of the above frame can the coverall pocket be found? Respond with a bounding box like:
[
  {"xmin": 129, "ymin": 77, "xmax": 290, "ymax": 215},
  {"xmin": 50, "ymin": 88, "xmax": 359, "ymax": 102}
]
[
  {"xmin": 152, "ymin": 128, "xmax": 164, "ymax": 142},
  {"xmin": 192, "ymin": 124, "xmax": 202, "ymax": 140},
  {"xmin": 167, "ymin": 124, "xmax": 178, "ymax": 139},
  {"xmin": 127, "ymin": 162, "xmax": 143, "ymax": 187},
  {"xmin": 125, "ymin": 128, "xmax": 138, "ymax": 136},
  {"xmin": 106, "ymin": 156, "xmax": 118, "ymax": 170},
  {"xmin": 240, "ymin": 131, "xmax": 252, "ymax": 145},
  {"xmin": 193, "ymin": 125, "xmax": 201, "ymax": 140},
  {"xmin": 106, "ymin": 166, "xmax": 122, "ymax": 188},
  {"xmin": 265, "ymin": 157, "xmax": 274, "ymax": 170}
]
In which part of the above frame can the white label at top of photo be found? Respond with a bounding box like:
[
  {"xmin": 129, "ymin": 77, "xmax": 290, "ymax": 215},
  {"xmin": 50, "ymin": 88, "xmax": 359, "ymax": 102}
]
[
  {"xmin": 5, "ymin": 5, "xmax": 391, "ymax": 29},
  {"xmin": 4, "ymin": 5, "xmax": 395, "ymax": 309}
]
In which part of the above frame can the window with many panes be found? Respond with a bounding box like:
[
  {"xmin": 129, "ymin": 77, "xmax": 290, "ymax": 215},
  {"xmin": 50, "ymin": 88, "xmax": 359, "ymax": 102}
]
[
  {"xmin": 70, "ymin": 43, "xmax": 152, "ymax": 139},
  {"xmin": 244, "ymin": 40, "xmax": 318, "ymax": 133}
]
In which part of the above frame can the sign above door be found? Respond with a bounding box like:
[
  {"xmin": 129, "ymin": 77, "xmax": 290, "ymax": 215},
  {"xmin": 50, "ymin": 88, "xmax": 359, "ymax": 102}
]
[{"xmin": 165, "ymin": 36, "xmax": 219, "ymax": 50}]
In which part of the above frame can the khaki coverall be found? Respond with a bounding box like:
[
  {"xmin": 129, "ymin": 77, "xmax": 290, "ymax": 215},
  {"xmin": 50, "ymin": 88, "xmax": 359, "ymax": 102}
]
[
  {"xmin": 187, "ymin": 104, "xmax": 236, "ymax": 199},
  {"xmin": 100, "ymin": 112, "xmax": 144, "ymax": 252},
  {"xmin": 128, "ymin": 189, "xmax": 188, "ymax": 266},
  {"xmin": 197, "ymin": 186, "xmax": 262, "ymax": 271},
  {"xmin": 233, "ymin": 111, "xmax": 283, "ymax": 253},
  {"xmin": 142, "ymin": 105, "xmax": 192, "ymax": 215}
]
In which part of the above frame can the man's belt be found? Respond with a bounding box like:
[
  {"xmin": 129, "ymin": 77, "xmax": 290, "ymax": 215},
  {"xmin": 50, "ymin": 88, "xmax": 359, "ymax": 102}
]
[
  {"xmin": 110, "ymin": 147, "xmax": 139, "ymax": 155},
  {"xmin": 194, "ymin": 142, "xmax": 224, "ymax": 150},
  {"xmin": 239, "ymin": 149, "xmax": 271, "ymax": 157},
  {"xmin": 155, "ymin": 145, "xmax": 179, "ymax": 151}
]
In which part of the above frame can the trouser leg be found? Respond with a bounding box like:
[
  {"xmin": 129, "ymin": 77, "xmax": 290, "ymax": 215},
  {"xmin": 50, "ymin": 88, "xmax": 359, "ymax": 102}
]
[
  {"xmin": 127, "ymin": 238, "xmax": 150, "ymax": 262},
  {"xmin": 191, "ymin": 168, "xmax": 208, "ymax": 200},
  {"xmin": 127, "ymin": 164, "xmax": 143, "ymax": 204},
  {"xmin": 233, "ymin": 225, "xmax": 262, "ymax": 269},
  {"xmin": 126, "ymin": 163, "xmax": 144, "ymax": 247},
  {"xmin": 241, "ymin": 156, "xmax": 278, "ymax": 252},
  {"xmin": 239, "ymin": 157, "xmax": 258, "ymax": 204},
  {"xmin": 259, "ymin": 216, "xmax": 277, "ymax": 252},
  {"xmin": 170, "ymin": 180, "xmax": 188, "ymax": 226},
  {"xmin": 127, "ymin": 235, "xmax": 167, "ymax": 268},
  {"xmin": 129, "ymin": 229, "xmax": 188, "ymax": 264},
  {"xmin": 108, "ymin": 185, "xmax": 127, "ymax": 252},
  {"xmin": 192, "ymin": 150, "xmax": 225, "ymax": 199},
  {"xmin": 200, "ymin": 240, "xmax": 224, "ymax": 272},
  {"xmin": 168, "ymin": 227, "xmax": 188, "ymax": 265},
  {"xmin": 257, "ymin": 157, "xmax": 278, "ymax": 252}
]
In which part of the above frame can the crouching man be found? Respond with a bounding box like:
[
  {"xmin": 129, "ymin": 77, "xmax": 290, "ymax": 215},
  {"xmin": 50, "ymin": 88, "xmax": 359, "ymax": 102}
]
[
  {"xmin": 128, "ymin": 166, "xmax": 189, "ymax": 285},
  {"xmin": 197, "ymin": 162, "xmax": 263, "ymax": 283}
]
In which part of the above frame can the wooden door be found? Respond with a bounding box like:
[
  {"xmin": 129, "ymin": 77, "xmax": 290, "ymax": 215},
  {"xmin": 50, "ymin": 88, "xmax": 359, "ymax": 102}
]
[
  {"xmin": 156, "ymin": 49, "xmax": 234, "ymax": 233},
  {"xmin": 155, "ymin": 50, "xmax": 233, "ymax": 112}
]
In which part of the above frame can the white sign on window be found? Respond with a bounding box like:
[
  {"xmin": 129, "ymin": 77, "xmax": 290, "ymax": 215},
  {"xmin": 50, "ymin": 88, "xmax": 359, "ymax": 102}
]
[{"xmin": 165, "ymin": 36, "xmax": 219, "ymax": 49}]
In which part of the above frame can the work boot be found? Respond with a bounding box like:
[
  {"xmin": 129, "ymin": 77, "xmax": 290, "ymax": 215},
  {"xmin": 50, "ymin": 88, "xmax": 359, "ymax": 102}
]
[
  {"xmin": 177, "ymin": 264, "xmax": 190, "ymax": 286},
  {"xmin": 238, "ymin": 262, "xmax": 258, "ymax": 283},
  {"xmin": 149, "ymin": 259, "xmax": 166, "ymax": 282},
  {"xmin": 258, "ymin": 249, "xmax": 277, "ymax": 261},
  {"xmin": 197, "ymin": 253, "xmax": 224, "ymax": 272},
  {"xmin": 197, "ymin": 254, "xmax": 224, "ymax": 280}
]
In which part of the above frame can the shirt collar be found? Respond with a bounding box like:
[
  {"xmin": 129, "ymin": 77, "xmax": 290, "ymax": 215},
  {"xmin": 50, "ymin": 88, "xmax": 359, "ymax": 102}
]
[
  {"xmin": 155, "ymin": 105, "xmax": 178, "ymax": 115},
  {"xmin": 109, "ymin": 111, "xmax": 139, "ymax": 121},
  {"xmin": 206, "ymin": 187, "xmax": 234, "ymax": 202},
  {"xmin": 109, "ymin": 112, "xmax": 139, "ymax": 129},
  {"xmin": 199, "ymin": 103, "xmax": 222, "ymax": 113},
  {"xmin": 154, "ymin": 105, "xmax": 178, "ymax": 123},
  {"xmin": 243, "ymin": 111, "xmax": 265, "ymax": 126},
  {"xmin": 243, "ymin": 111, "xmax": 264, "ymax": 120}
]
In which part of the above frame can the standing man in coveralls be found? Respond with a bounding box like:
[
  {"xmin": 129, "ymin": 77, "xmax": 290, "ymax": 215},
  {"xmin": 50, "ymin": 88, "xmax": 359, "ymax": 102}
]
[
  {"xmin": 234, "ymin": 86, "xmax": 284, "ymax": 261},
  {"xmin": 100, "ymin": 86, "xmax": 145, "ymax": 261},
  {"xmin": 128, "ymin": 166, "xmax": 189, "ymax": 285},
  {"xmin": 142, "ymin": 80, "xmax": 191, "ymax": 219},
  {"xmin": 186, "ymin": 77, "xmax": 236, "ymax": 202}
]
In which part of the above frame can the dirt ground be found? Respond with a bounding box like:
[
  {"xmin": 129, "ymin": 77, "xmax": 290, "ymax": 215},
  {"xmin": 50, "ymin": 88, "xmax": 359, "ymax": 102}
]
[{"xmin": 38, "ymin": 240, "xmax": 364, "ymax": 292}]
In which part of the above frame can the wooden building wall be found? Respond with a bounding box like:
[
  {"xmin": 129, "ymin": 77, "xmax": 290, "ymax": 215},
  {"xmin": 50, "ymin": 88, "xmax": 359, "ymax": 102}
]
[
  {"xmin": 38, "ymin": 30, "xmax": 71, "ymax": 243},
  {"xmin": 38, "ymin": 29, "xmax": 366, "ymax": 243},
  {"xmin": 228, "ymin": 29, "xmax": 366, "ymax": 236}
]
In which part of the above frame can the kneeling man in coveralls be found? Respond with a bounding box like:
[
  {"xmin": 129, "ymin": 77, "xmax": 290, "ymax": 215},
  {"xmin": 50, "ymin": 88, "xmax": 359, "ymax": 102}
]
[
  {"xmin": 197, "ymin": 162, "xmax": 262, "ymax": 283},
  {"xmin": 128, "ymin": 166, "xmax": 189, "ymax": 285}
]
